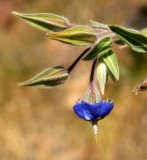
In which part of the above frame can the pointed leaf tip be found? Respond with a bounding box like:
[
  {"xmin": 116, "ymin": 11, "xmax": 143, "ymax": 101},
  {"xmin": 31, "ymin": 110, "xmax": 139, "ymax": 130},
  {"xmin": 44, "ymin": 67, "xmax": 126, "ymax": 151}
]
[
  {"xmin": 11, "ymin": 11, "xmax": 69, "ymax": 32},
  {"xmin": 17, "ymin": 66, "xmax": 68, "ymax": 88},
  {"xmin": 11, "ymin": 11, "xmax": 19, "ymax": 16}
]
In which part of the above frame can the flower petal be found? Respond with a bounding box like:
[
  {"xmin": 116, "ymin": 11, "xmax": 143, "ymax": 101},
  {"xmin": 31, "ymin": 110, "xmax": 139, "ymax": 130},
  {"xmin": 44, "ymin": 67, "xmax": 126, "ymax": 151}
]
[
  {"xmin": 73, "ymin": 100, "xmax": 114, "ymax": 121},
  {"xmin": 100, "ymin": 100, "xmax": 114, "ymax": 119},
  {"xmin": 73, "ymin": 101, "xmax": 94, "ymax": 120},
  {"xmin": 87, "ymin": 100, "xmax": 114, "ymax": 120},
  {"xmin": 87, "ymin": 101, "xmax": 104, "ymax": 119}
]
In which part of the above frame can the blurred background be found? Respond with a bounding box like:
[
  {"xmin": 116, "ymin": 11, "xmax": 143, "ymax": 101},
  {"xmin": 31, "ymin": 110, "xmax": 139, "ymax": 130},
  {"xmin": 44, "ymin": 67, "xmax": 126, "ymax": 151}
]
[{"xmin": 0, "ymin": 0, "xmax": 147, "ymax": 160}]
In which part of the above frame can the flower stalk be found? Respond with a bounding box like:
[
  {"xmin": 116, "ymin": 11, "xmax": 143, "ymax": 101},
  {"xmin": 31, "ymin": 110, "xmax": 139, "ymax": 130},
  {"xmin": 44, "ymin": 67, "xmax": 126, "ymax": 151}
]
[
  {"xmin": 67, "ymin": 47, "xmax": 91, "ymax": 73},
  {"xmin": 90, "ymin": 59, "xmax": 97, "ymax": 83}
]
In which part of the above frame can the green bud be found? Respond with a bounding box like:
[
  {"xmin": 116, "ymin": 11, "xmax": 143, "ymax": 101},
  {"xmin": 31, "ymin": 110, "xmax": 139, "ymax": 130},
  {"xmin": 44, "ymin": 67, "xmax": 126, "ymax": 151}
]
[
  {"xmin": 11, "ymin": 11, "xmax": 69, "ymax": 32},
  {"xmin": 46, "ymin": 26, "xmax": 97, "ymax": 45},
  {"xmin": 17, "ymin": 66, "xmax": 68, "ymax": 88}
]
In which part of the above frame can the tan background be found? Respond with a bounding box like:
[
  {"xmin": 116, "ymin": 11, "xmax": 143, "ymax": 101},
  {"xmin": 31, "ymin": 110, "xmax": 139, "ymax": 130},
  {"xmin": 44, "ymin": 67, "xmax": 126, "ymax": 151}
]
[{"xmin": 0, "ymin": 0, "xmax": 147, "ymax": 160}]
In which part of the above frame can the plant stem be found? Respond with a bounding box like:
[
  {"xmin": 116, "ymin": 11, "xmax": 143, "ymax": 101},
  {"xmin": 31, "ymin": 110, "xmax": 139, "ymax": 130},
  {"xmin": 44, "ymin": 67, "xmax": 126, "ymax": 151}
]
[
  {"xmin": 90, "ymin": 59, "xmax": 97, "ymax": 83},
  {"xmin": 89, "ymin": 59, "xmax": 101, "ymax": 104},
  {"xmin": 67, "ymin": 47, "xmax": 91, "ymax": 73}
]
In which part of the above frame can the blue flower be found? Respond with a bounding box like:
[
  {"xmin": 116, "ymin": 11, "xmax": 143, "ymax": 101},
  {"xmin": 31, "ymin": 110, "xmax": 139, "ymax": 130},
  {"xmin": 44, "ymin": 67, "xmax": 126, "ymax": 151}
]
[{"xmin": 73, "ymin": 100, "xmax": 114, "ymax": 121}]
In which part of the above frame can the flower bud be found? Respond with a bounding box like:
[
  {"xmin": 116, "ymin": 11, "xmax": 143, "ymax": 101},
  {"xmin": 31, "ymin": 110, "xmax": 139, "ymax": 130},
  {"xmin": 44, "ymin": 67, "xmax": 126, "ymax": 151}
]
[
  {"xmin": 11, "ymin": 11, "xmax": 69, "ymax": 32},
  {"xmin": 46, "ymin": 26, "xmax": 97, "ymax": 45},
  {"xmin": 17, "ymin": 66, "xmax": 68, "ymax": 88}
]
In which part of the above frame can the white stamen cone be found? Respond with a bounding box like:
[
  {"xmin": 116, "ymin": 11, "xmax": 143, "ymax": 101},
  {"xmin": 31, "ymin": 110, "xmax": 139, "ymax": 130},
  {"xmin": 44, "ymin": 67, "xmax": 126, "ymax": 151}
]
[{"xmin": 92, "ymin": 121, "xmax": 98, "ymax": 144}]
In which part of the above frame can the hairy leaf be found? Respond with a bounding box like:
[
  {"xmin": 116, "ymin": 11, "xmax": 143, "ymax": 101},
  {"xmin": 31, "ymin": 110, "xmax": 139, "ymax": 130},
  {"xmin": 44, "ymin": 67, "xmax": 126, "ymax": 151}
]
[
  {"xmin": 89, "ymin": 20, "xmax": 107, "ymax": 28},
  {"xmin": 97, "ymin": 60, "xmax": 107, "ymax": 94},
  {"xmin": 46, "ymin": 26, "xmax": 96, "ymax": 45},
  {"xmin": 106, "ymin": 66, "xmax": 115, "ymax": 83},
  {"xmin": 12, "ymin": 11, "xmax": 69, "ymax": 32},
  {"xmin": 103, "ymin": 51, "xmax": 119, "ymax": 80},
  {"xmin": 109, "ymin": 25, "xmax": 147, "ymax": 52},
  {"xmin": 83, "ymin": 36, "xmax": 112, "ymax": 60},
  {"xmin": 17, "ymin": 66, "xmax": 68, "ymax": 88},
  {"xmin": 89, "ymin": 20, "xmax": 109, "ymax": 33}
]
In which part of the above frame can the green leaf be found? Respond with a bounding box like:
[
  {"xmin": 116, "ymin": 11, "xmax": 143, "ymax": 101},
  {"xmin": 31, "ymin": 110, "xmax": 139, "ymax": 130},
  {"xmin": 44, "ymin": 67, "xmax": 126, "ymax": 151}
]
[
  {"xmin": 89, "ymin": 20, "xmax": 108, "ymax": 32},
  {"xmin": 96, "ymin": 60, "xmax": 107, "ymax": 94},
  {"xmin": 141, "ymin": 28, "xmax": 147, "ymax": 36},
  {"xmin": 83, "ymin": 36, "xmax": 113, "ymax": 60},
  {"xmin": 114, "ymin": 39, "xmax": 125, "ymax": 45},
  {"xmin": 17, "ymin": 66, "xmax": 68, "ymax": 88},
  {"xmin": 46, "ymin": 26, "xmax": 96, "ymax": 45},
  {"xmin": 89, "ymin": 20, "xmax": 107, "ymax": 28},
  {"xmin": 106, "ymin": 66, "xmax": 115, "ymax": 83},
  {"xmin": 11, "ymin": 11, "xmax": 69, "ymax": 32},
  {"xmin": 109, "ymin": 25, "xmax": 147, "ymax": 53},
  {"xmin": 103, "ymin": 51, "xmax": 119, "ymax": 80}
]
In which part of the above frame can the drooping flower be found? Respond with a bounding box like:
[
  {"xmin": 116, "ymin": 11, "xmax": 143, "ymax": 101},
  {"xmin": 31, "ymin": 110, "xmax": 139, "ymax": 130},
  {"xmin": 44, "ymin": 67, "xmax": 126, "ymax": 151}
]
[
  {"xmin": 73, "ymin": 98, "xmax": 114, "ymax": 143},
  {"xmin": 73, "ymin": 100, "xmax": 114, "ymax": 121}
]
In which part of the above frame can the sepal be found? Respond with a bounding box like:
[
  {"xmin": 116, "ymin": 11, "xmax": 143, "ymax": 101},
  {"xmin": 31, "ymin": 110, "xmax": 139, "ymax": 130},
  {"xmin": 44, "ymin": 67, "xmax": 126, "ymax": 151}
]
[{"xmin": 84, "ymin": 83, "xmax": 101, "ymax": 104}]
